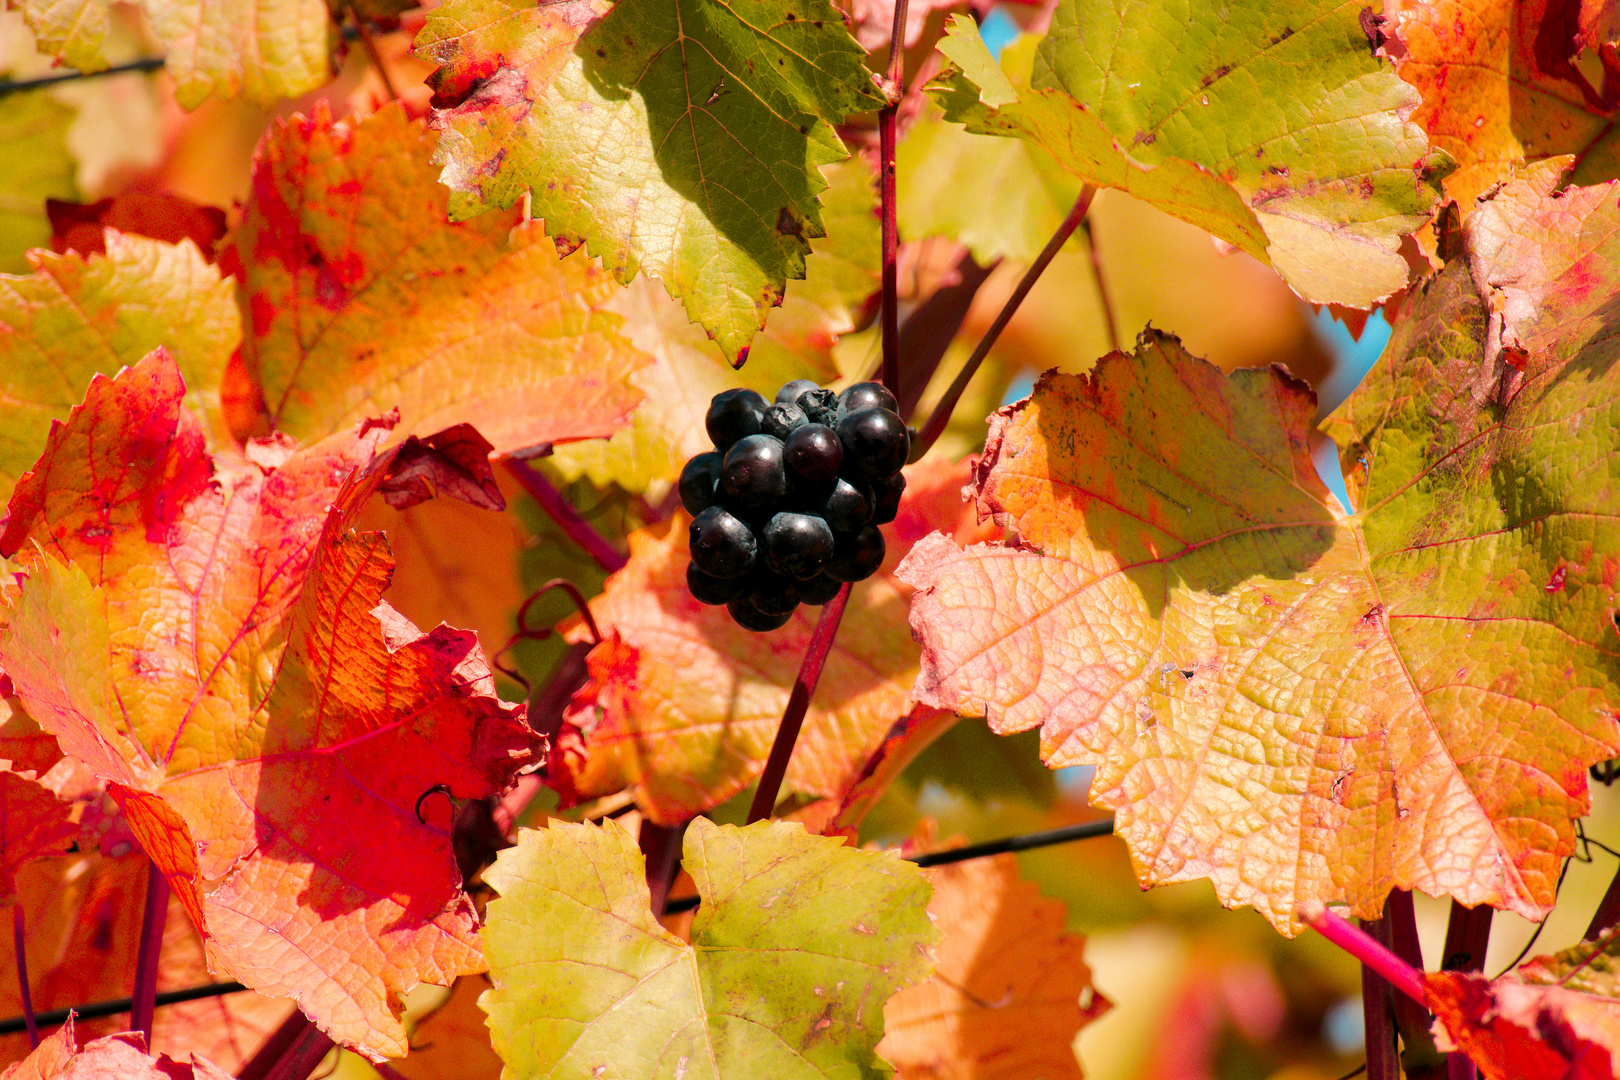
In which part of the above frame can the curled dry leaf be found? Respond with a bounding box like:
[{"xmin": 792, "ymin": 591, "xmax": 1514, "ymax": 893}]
[
  {"xmin": 0, "ymin": 350, "xmax": 541, "ymax": 1059},
  {"xmin": 0, "ymin": 1016, "xmax": 232, "ymax": 1080},
  {"xmin": 879, "ymin": 851, "xmax": 1108, "ymax": 1080}
]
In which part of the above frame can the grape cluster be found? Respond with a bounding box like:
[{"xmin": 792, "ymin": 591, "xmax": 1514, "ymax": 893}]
[{"xmin": 681, "ymin": 380, "xmax": 910, "ymax": 632}]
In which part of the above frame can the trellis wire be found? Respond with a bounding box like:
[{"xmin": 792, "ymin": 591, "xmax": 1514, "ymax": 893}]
[
  {"xmin": 0, "ymin": 58, "xmax": 166, "ymax": 98},
  {"xmin": 0, "ymin": 817, "xmax": 1116, "ymax": 1035}
]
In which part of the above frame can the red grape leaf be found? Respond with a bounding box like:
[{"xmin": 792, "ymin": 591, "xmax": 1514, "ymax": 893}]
[
  {"xmin": 0, "ymin": 1017, "xmax": 231, "ymax": 1080},
  {"xmin": 0, "ymin": 349, "xmax": 541, "ymax": 1059},
  {"xmin": 0, "ymin": 770, "xmax": 75, "ymax": 901},
  {"xmin": 878, "ymin": 851, "xmax": 1109, "ymax": 1080},
  {"xmin": 901, "ymin": 183, "xmax": 1620, "ymax": 931},
  {"xmin": 48, "ymin": 194, "xmax": 228, "ymax": 262},
  {"xmin": 1582, "ymin": 1, "xmax": 1620, "ymax": 51},
  {"xmin": 1394, "ymin": 0, "xmax": 1620, "ymax": 211},
  {"xmin": 233, "ymin": 102, "xmax": 647, "ymax": 457},
  {"xmin": 554, "ymin": 455, "xmax": 997, "ymax": 824}
]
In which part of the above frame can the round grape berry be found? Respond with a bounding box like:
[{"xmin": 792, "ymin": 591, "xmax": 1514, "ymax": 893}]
[
  {"xmin": 688, "ymin": 506, "xmax": 757, "ymax": 579},
  {"xmin": 744, "ymin": 566, "xmax": 803, "ymax": 615},
  {"xmin": 826, "ymin": 525, "xmax": 885, "ymax": 583},
  {"xmin": 797, "ymin": 387, "xmax": 839, "ymax": 426},
  {"xmin": 763, "ymin": 511, "xmax": 835, "ymax": 580},
  {"xmin": 727, "ymin": 593, "xmax": 793, "ymax": 632},
  {"xmin": 705, "ymin": 388, "xmax": 768, "ymax": 449},
  {"xmin": 798, "ymin": 573, "xmax": 844, "ymax": 605},
  {"xmin": 836, "ymin": 406, "xmax": 909, "ymax": 478},
  {"xmin": 722, "ymin": 434, "xmax": 788, "ymax": 510},
  {"xmin": 820, "ymin": 477, "xmax": 873, "ymax": 532},
  {"xmin": 837, "ymin": 381, "xmax": 897, "ymax": 416},
  {"xmin": 774, "ymin": 379, "xmax": 821, "ymax": 406},
  {"xmin": 871, "ymin": 471, "xmax": 905, "ymax": 525},
  {"xmin": 677, "ymin": 451, "xmax": 722, "ymax": 516},
  {"xmin": 687, "ymin": 562, "xmax": 743, "ymax": 605},
  {"xmin": 783, "ymin": 423, "xmax": 842, "ymax": 487},
  {"xmin": 762, "ymin": 402, "xmax": 807, "ymax": 440}
]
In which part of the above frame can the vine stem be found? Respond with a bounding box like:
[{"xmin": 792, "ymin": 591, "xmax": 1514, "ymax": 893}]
[
  {"xmin": 13, "ymin": 905, "xmax": 35, "ymax": 1048},
  {"xmin": 877, "ymin": 0, "xmax": 910, "ymax": 392},
  {"xmin": 131, "ymin": 860, "xmax": 169, "ymax": 1044},
  {"xmin": 1302, "ymin": 901, "xmax": 1429, "ymax": 1006},
  {"xmin": 911, "ymin": 184, "xmax": 1097, "ymax": 460},
  {"xmin": 746, "ymin": 584, "xmax": 852, "ymax": 823},
  {"xmin": 502, "ymin": 459, "xmax": 627, "ymax": 574}
]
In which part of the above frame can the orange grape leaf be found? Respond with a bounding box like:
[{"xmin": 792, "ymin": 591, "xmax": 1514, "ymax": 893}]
[
  {"xmin": 0, "ymin": 771, "xmax": 76, "ymax": 901},
  {"xmin": 555, "ymin": 455, "xmax": 997, "ymax": 825},
  {"xmin": 1394, "ymin": 0, "xmax": 1620, "ymax": 210},
  {"xmin": 0, "ymin": 349, "xmax": 541, "ymax": 1059},
  {"xmin": 1582, "ymin": 1, "xmax": 1620, "ymax": 50},
  {"xmin": 390, "ymin": 976, "xmax": 503, "ymax": 1080},
  {"xmin": 234, "ymin": 102, "xmax": 647, "ymax": 456},
  {"xmin": 0, "ymin": 1016, "xmax": 231, "ymax": 1080},
  {"xmin": 901, "ymin": 197, "xmax": 1620, "ymax": 932},
  {"xmin": 878, "ymin": 852, "xmax": 1109, "ymax": 1080}
]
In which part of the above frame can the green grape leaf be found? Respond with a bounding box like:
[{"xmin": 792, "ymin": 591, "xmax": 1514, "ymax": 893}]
[
  {"xmin": 930, "ymin": 2, "xmax": 1449, "ymax": 308},
  {"xmin": 481, "ymin": 818, "xmax": 937, "ymax": 1080},
  {"xmin": 419, "ymin": 0, "xmax": 883, "ymax": 362},
  {"xmin": 16, "ymin": 0, "xmax": 110, "ymax": 75},
  {"xmin": 900, "ymin": 168, "xmax": 1620, "ymax": 932},
  {"xmin": 0, "ymin": 93, "xmax": 77, "ymax": 275},
  {"xmin": 547, "ymin": 157, "xmax": 878, "ymax": 494}
]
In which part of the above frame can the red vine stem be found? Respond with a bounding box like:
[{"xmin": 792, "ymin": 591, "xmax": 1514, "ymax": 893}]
[
  {"xmin": 1302, "ymin": 900, "xmax": 1429, "ymax": 1006},
  {"xmin": 130, "ymin": 860, "xmax": 169, "ymax": 1043},
  {"xmin": 746, "ymin": 583, "xmax": 852, "ymax": 823},
  {"xmin": 1360, "ymin": 912, "xmax": 1401, "ymax": 1080},
  {"xmin": 877, "ymin": 0, "xmax": 909, "ymax": 392},
  {"xmin": 13, "ymin": 905, "xmax": 35, "ymax": 1048},
  {"xmin": 911, "ymin": 184, "xmax": 1097, "ymax": 460},
  {"xmin": 502, "ymin": 459, "xmax": 627, "ymax": 574}
]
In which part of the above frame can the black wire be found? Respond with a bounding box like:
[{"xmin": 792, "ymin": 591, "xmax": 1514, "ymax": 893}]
[
  {"xmin": 0, "ymin": 981, "xmax": 248, "ymax": 1035},
  {"xmin": 0, "ymin": 57, "xmax": 166, "ymax": 98},
  {"xmin": 0, "ymin": 818, "xmax": 1117, "ymax": 1031}
]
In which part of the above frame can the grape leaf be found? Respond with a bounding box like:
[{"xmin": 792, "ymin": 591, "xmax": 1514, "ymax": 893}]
[
  {"xmin": 0, "ymin": 350, "xmax": 541, "ymax": 1058},
  {"xmin": 235, "ymin": 103, "xmax": 647, "ymax": 455},
  {"xmin": 49, "ymin": 194, "xmax": 228, "ymax": 262},
  {"xmin": 480, "ymin": 818, "xmax": 937, "ymax": 1080},
  {"xmin": 1582, "ymin": 2, "xmax": 1620, "ymax": 52},
  {"xmin": 389, "ymin": 977, "xmax": 503, "ymax": 1080},
  {"xmin": 0, "ymin": 94, "xmax": 76, "ymax": 276},
  {"xmin": 0, "ymin": 234, "xmax": 236, "ymax": 499},
  {"xmin": 419, "ymin": 0, "xmax": 883, "ymax": 362},
  {"xmin": 878, "ymin": 852, "xmax": 1108, "ymax": 1080},
  {"xmin": 547, "ymin": 157, "xmax": 877, "ymax": 494},
  {"xmin": 20, "ymin": 0, "xmax": 335, "ymax": 107},
  {"xmin": 899, "ymin": 181, "xmax": 1620, "ymax": 930},
  {"xmin": 898, "ymin": 37, "xmax": 1083, "ymax": 266},
  {"xmin": 1394, "ymin": 0, "xmax": 1620, "ymax": 211},
  {"xmin": 553, "ymin": 455, "xmax": 998, "ymax": 824},
  {"xmin": 840, "ymin": 0, "xmax": 963, "ymax": 52},
  {"xmin": 929, "ymin": 3, "xmax": 1449, "ymax": 308},
  {"xmin": 0, "ymin": 771, "xmax": 75, "ymax": 901},
  {"xmin": 0, "ymin": 1017, "xmax": 231, "ymax": 1080}
]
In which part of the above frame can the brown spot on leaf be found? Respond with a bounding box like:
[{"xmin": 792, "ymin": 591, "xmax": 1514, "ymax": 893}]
[
  {"xmin": 775, "ymin": 205, "xmax": 805, "ymax": 239},
  {"xmin": 1358, "ymin": 8, "xmax": 1387, "ymax": 56}
]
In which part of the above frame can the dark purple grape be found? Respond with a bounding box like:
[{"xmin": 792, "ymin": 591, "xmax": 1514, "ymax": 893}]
[
  {"xmin": 837, "ymin": 381, "xmax": 897, "ymax": 416},
  {"xmin": 774, "ymin": 379, "xmax": 821, "ymax": 406},
  {"xmin": 762, "ymin": 402, "xmax": 807, "ymax": 440},
  {"xmin": 798, "ymin": 387, "xmax": 839, "ymax": 426},
  {"xmin": 871, "ymin": 470, "xmax": 905, "ymax": 525},
  {"xmin": 687, "ymin": 562, "xmax": 744, "ymax": 605},
  {"xmin": 837, "ymin": 406, "xmax": 910, "ymax": 478},
  {"xmin": 763, "ymin": 511, "xmax": 835, "ymax": 580},
  {"xmin": 826, "ymin": 525, "xmax": 885, "ymax": 583},
  {"xmin": 820, "ymin": 477, "xmax": 873, "ymax": 532},
  {"xmin": 705, "ymin": 388, "xmax": 768, "ymax": 449},
  {"xmin": 678, "ymin": 451, "xmax": 722, "ymax": 516},
  {"xmin": 688, "ymin": 506, "xmax": 757, "ymax": 579},
  {"xmin": 783, "ymin": 423, "xmax": 842, "ymax": 487},
  {"xmin": 727, "ymin": 593, "xmax": 794, "ymax": 632},
  {"xmin": 722, "ymin": 433, "xmax": 788, "ymax": 510},
  {"xmin": 745, "ymin": 566, "xmax": 803, "ymax": 615},
  {"xmin": 798, "ymin": 574, "xmax": 844, "ymax": 605}
]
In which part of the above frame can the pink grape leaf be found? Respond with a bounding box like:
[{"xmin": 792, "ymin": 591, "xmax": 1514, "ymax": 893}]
[
  {"xmin": 554, "ymin": 455, "xmax": 998, "ymax": 825},
  {"xmin": 0, "ymin": 349, "xmax": 541, "ymax": 1059},
  {"xmin": 1394, "ymin": 0, "xmax": 1620, "ymax": 212},
  {"xmin": 233, "ymin": 102, "xmax": 647, "ymax": 456},
  {"xmin": 900, "ymin": 180, "xmax": 1620, "ymax": 931},
  {"xmin": 0, "ymin": 1017, "xmax": 231, "ymax": 1080}
]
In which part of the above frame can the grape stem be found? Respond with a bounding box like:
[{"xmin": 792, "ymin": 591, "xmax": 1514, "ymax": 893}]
[
  {"xmin": 746, "ymin": 583, "xmax": 852, "ymax": 823},
  {"xmin": 503, "ymin": 459, "xmax": 627, "ymax": 575},
  {"xmin": 877, "ymin": 0, "xmax": 910, "ymax": 392},
  {"xmin": 13, "ymin": 905, "xmax": 35, "ymax": 1048},
  {"xmin": 1081, "ymin": 217, "xmax": 1121, "ymax": 353},
  {"xmin": 131, "ymin": 859, "xmax": 169, "ymax": 1044},
  {"xmin": 911, "ymin": 184, "xmax": 1097, "ymax": 461}
]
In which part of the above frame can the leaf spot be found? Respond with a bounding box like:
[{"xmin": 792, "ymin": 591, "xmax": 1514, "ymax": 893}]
[{"xmin": 1546, "ymin": 566, "xmax": 1568, "ymax": 593}]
